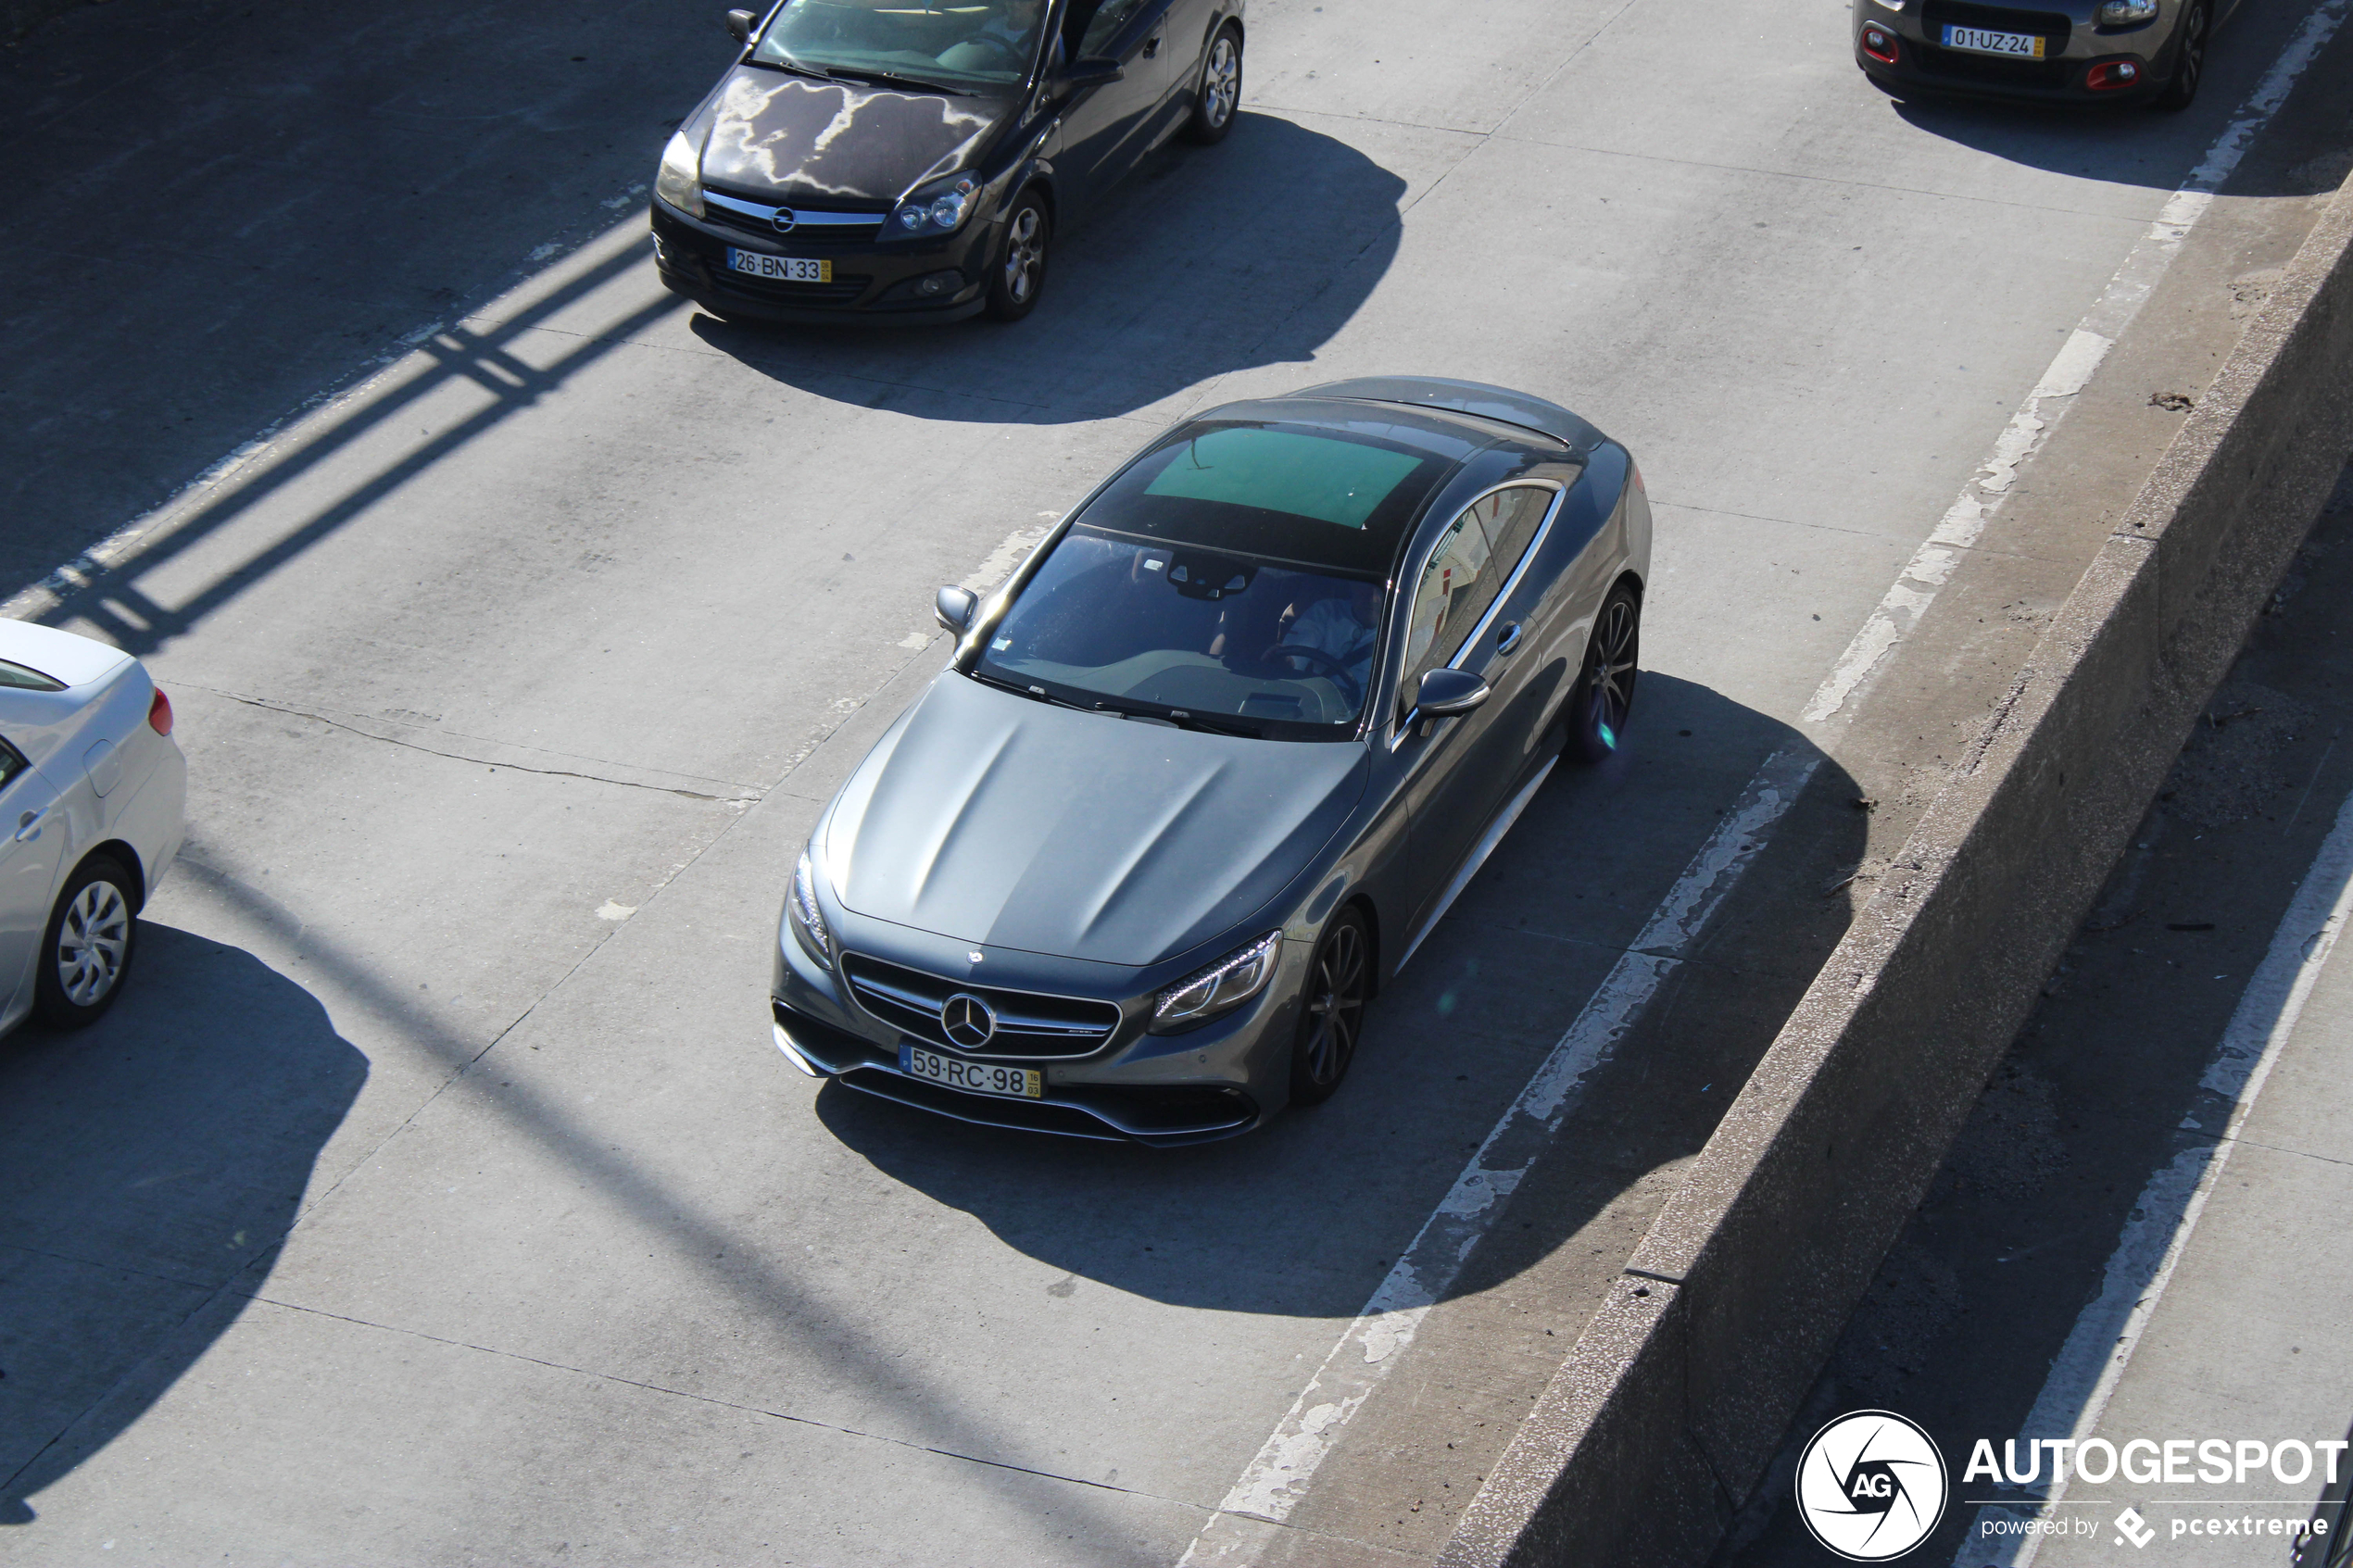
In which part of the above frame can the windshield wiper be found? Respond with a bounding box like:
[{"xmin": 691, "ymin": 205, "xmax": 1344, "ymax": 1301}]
[
  {"xmin": 824, "ymin": 66, "xmax": 962, "ymax": 94},
  {"xmin": 755, "ymin": 52, "xmax": 837, "ymax": 82},
  {"xmin": 968, "ymin": 670, "xmax": 1091, "ymax": 712},
  {"xmin": 1094, "ymin": 696, "xmax": 1261, "ymax": 738}
]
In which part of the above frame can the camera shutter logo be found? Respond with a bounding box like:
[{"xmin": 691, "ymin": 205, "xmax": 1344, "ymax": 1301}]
[{"xmin": 1794, "ymin": 1410, "xmax": 1948, "ymax": 1561}]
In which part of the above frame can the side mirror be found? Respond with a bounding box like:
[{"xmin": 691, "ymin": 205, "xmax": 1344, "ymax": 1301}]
[
  {"xmin": 936, "ymin": 585, "xmax": 978, "ymax": 634},
  {"xmin": 724, "ymin": 8, "xmax": 757, "ymax": 43},
  {"xmin": 1415, "ymin": 667, "xmax": 1490, "ymax": 718},
  {"xmin": 1051, "ymin": 56, "xmax": 1125, "ymax": 95}
]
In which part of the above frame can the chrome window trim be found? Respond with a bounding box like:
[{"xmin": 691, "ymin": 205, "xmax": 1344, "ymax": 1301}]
[
  {"xmin": 1387, "ymin": 480, "xmax": 1567, "ymax": 750},
  {"xmin": 702, "ymin": 190, "xmax": 887, "ymax": 228}
]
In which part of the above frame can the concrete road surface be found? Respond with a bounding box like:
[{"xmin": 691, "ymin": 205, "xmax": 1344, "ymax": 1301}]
[{"xmin": 4, "ymin": 0, "xmax": 2349, "ymax": 1560}]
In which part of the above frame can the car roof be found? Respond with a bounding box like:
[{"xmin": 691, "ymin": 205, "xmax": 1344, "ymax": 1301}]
[
  {"xmin": 1292, "ymin": 377, "xmax": 1605, "ymax": 455},
  {"xmin": 0, "ymin": 620, "xmax": 131, "ymax": 689}
]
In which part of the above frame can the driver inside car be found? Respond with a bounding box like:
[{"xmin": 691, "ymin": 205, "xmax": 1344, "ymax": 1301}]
[
  {"xmin": 1270, "ymin": 580, "xmax": 1381, "ymax": 695},
  {"xmin": 937, "ymin": 0, "xmax": 1048, "ymax": 73}
]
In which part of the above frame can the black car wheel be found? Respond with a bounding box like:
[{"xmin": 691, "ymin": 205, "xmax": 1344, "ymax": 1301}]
[
  {"xmin": 1185, "ymin": 25, "xmax": 1242, "ymax": 144},
  {"xmin": 1566, "ymin": 583, "xmax": 1640, "ymax": 763},
  {"xmin": 1290, "ymin": 908, "xmax": 1368, "ymax": 1106},
  {"xmin": 985, "ymin": 190, "xmax": 1051, "ymax": 322},
  {"xmin": 34, "ymin": 854, "xmax": 137, "ymax": 1028},
  {"xmin": 2151, "ymin": 0, "xmax": 2208, "ymax": 111}
]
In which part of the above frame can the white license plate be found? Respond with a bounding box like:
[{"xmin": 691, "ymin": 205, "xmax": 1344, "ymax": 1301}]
[
  {"xmin": 726, "ymin": 248, "xmax": 833, "ymax": 283},
  {"xmin": 900, "ymin": 1044, "xmax": 1043, "ymax": 1099},
  {"xmin": 1942, "ymin": 23, "xmax": 2045, "ymax": 56}
]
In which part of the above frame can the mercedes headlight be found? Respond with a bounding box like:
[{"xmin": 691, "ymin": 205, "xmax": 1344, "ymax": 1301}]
[
  {"xmin": 889, "ymin": 175, "xmax": 979, "ymax": 237},
  {"xmin": 1151, "ymin": 932, "xmax": 1282, "ymax": 1034},
  {"xmin": 656, "ymin": 130, "xmax": 705, "ymax": 219},
  {"xmin": 2095, "ymin": 0, "xmax": 2157, "ymax": 22},
  {"xmin": 788, "ymin": 850, "xmax": 833, "ymax": 962}
]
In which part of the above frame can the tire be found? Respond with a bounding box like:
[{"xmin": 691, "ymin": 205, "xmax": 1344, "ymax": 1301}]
[
  {"xmin": 984, "ymin": 189, "xmax": 1051, "ymax": 322},
  {"xmin": 34, "ymin": 854, "xmax": 138, "ymax": 1029},
  {"xmin": 1565, "ymin": 583, "xmax": 1640, "ymax": 764},
  {"xmin": 2150, "ymin": 0, "xmax": 2208, "ymax": 111},
  {"xmin": 1289, "ymin": 907, "xmax": 1369, "ymax": 1107},
  {"xmin": 1184, "ymin": 24, "xmax": 1242, "ymax": 145}
]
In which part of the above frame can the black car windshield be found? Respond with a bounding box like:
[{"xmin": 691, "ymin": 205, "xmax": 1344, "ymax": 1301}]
[
  {"xmin": 977, "ymin": 527, "xmax": 1388, "ymax": 740},
  {"xmin": 753, "ymin": 0, "xmax": 1047, "ymax": 90}
]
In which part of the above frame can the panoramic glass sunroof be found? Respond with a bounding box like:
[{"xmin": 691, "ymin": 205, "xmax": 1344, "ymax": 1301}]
[{"xmin": 1141, "ymin": 427, "xmax": 1428, "ymax": 531}]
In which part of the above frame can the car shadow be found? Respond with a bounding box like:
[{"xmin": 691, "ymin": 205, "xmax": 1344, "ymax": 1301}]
[
  {"xmin": 0, "ymin": 923, "xmax": 364, "ymax": 1524},
  {"xmin": 1872, "ymin": 0, "xmax": 2353, "ymax": 195},
  {"xmin": 685, "ymin": 111, "xmax": 1408, "ymax": 425},
  {"xmin": 812, "ymin": 673, "xmax": 1869, "ymax": 1323}
]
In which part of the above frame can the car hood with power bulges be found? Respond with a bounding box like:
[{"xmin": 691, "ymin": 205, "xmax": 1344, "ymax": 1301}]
[
  {"xmin": 824, "ymin": 674, "xmax": 1371, "ymax": 969},
  {"xmin": 698, "ymin": 68, "xmax": 1013, "ymax": 206}
]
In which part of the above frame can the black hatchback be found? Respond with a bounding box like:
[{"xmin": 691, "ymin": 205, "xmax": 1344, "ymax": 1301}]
[{"xmin": 650, "ymin": 0, "xmax": 1245, "ymax": 325}]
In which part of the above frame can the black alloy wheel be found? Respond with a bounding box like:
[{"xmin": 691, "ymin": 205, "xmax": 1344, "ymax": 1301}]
[
  {"xmin": 34, "ymin": 854, "xmax": 137, "ymax": 1028},
  {"xmin": 985, "ymin": 189, "xmax": 1051, "ymax": 322},
  {"xmin": 1290, "ymin": 908, "xmax": 1369, "ymax": 1106},
  {"xmin": 2151, "ymin": 0, "xmax": 2208, "ymax": 111},
  {"xmin": 1185, "ymin": 24, "xmax": 1242, "ymax": 144},
  {"xmin": 1566, "ymin": 583, "xmax": 1641, "ymax": 763}
]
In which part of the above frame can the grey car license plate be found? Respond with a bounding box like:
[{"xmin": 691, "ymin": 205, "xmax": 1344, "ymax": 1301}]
[
  {"xmin": 1942, "ymin": 23, "xmax": 2045, "ymax": 56},
  {"xmin": 725, "ymin": 248, "xmax": 833, "ymax": 282},
  {"xmin": 900, "ymin": 1044, "xmax": 1043, "ymax": 1099}
]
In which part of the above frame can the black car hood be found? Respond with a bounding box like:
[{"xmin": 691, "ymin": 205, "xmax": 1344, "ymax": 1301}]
[
  {"xmin": 699, "ymin": 67, "xmax": 1009, "ymax": 205},
  {"xmin": 824, "ymin": 674, "xmax": 1370, "ymax": 968}
]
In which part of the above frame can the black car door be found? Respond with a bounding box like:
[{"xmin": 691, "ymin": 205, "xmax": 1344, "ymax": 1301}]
[
  {"xmin": 1053, "ymin": 0, "xmax": 1175, "ymax": 205},
  {"xmin": 1395, "ymin": 483, "xmax": 1560, "ymax": 945}
]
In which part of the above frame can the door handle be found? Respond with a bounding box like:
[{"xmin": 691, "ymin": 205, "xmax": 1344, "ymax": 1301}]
[
  {"xmin": 1495, "ymin": 622, "xmax": 1524, "ymax": 657},
  {"xmin": 14, "ymin": 809, "xmax": 44, "ymax": 843}
]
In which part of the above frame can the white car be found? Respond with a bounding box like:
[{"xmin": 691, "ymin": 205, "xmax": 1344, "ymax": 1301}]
[{"xmin": 0, "ymin": 621, "xmax": 185, "ymax": 1035}]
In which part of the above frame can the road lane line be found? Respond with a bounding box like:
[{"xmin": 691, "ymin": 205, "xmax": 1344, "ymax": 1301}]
[
  {"xmin": 1804, "ymin": 0, "xmax": 2352, "ymax": 726},
  {"xmin": 1954, "ymin": 780, "xmax": 2353, "ymax": 1567},
  {"xmin": 1182, "ymin": 12, "xmax": 2351, "ymax": 1556}
]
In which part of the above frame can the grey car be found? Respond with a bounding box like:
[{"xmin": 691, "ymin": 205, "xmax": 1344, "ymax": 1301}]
[
  {"xmin": 1853, "ymin": 0, "xmax": 2235, "ymax": 106},
  {"xmin": 769, "ymin": 379, "xmax": 1651, "ymax": 1145}
]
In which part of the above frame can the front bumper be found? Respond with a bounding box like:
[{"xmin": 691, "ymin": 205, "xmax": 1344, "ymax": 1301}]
[
  {"xmin": 650, "ymin": 196, "xmax": 996, "ymax": 324},
  {"xmin": 771, "ymin": 907, "xmax": 1303, "ymax": 1147},
  {"xmin": 1853, "ymin": 0, "xmax": 2171, "ymax": 102}
]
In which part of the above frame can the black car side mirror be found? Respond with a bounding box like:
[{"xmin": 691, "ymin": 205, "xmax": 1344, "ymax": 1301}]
[
  {"xmin": 1050, "ymin": 56, "xmax": 1125, "ymax": 95},
  {"xmin": 936, "ymin": 585, "xmax": 978, "ymax": 633},
  {"xmin": 724, "ymin": 7, "xmax": 757, "ymax": 43},
  {"xmin": 1415, "ymin": 667, "xmax": 1490, "ymax": 718}
]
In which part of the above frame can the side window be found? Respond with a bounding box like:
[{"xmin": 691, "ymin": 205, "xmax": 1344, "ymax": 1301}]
[
  {"xmin": 1075, "ymin": 0, "xmax": 1148, "ymax": 56},
  {"xmin": 0, "ymin": 739, "xmax": 26, "ymax": 794},
  {"xmin": 1470, "ymin": 484, "xmax": 1552, "ymax": 574},
  {"xmin": 1399, "ymin": 511, "xmax": 1499, "ymax": 717}
]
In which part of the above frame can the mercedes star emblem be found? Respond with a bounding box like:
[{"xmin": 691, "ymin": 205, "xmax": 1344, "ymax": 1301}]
[
  {"xmin": 770, "ymin": 207, "xmax": 797, "ymax": 233},
  {"xmin": 939, "ymin": 992, "xmax": 997, "ymax": 1050}
]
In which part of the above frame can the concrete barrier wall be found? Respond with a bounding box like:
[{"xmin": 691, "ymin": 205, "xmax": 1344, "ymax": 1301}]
[{"xmin": 1441, "ymin": 167, "xmax": 2353, "ymax": 1568}]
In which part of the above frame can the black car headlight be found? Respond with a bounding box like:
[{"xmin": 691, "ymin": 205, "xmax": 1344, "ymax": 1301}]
[
  {"xmin": 888, "ymin": 175, "xmax": 979, "ymax": 238},
  {"xmin": 656, "ymin": 130, "xmax": 705, "ymax": 219},
  {"xmin": 788, "ymin": 850, "xmax": 833, "ymax": 962},
  {"xmin": 1151, "ymin": 932, "xmax": 1282, "ymax": 1033}
]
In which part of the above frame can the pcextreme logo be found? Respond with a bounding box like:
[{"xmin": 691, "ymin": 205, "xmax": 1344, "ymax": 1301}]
[{"xmin": 1796, "ymin": 1411, "xmax": 1951, "ymax": 1562}]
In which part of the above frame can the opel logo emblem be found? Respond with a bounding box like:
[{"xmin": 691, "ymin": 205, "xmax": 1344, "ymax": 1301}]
[
  {"xmin": 770, "ymin": 207, "xmax": 797, "ymax": 233},
  {"xmin": 939, "ymin": 992, "xmax": 996, "ymax": 1050}
]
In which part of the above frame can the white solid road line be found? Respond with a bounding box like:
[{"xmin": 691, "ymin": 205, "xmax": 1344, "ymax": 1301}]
[
  {"xmin": 1954, "ymin": 779, "xmax": 2353, "ymax": 1568},
  {"xmin": 1180, "ymin": 8, "xmax": 2353, "ymax": 1558},
  {"xmin": 1806, "ymin": 0, "xmax": 2353, "ymax": 726}
]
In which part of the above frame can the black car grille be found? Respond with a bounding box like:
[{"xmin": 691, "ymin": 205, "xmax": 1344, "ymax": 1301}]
[
  {"xmin": 1921, "ymin": 0, "xmax": 2073, "ymax": 48},
  {"xmin": 700, "ymin": 189, "xmax": 888, "ymax": 244},
  {"xmin": 1910, "ymin": 38, "xmax": 2072, "ymax": 84},
  {"xmin": 711, "ymin": 272, "xmax": 873, "ymax": 306},
  {"xmin": 841, "ymin": 954, "xmax": 1125, "ymax": 1060}
]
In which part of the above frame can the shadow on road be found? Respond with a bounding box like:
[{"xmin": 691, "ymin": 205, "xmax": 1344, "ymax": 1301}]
[
  {"xmin": 685, "ymin": 112, "xmax": 1406, "ymax": 424},
  {"xmin": 0, "ymin": 925, "xmax": 365, "ymax": 1524},
  {"xmin": 815, "ymin": 673, "xmax": 1869, "ymax": 1323}
]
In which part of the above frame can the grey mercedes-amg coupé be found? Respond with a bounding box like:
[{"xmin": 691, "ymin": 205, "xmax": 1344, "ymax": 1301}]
[{"xmin": 771, "ymin": 378, "xmax": 1650, "ymax": 1144}]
